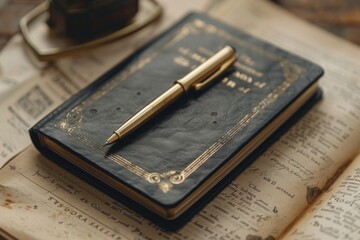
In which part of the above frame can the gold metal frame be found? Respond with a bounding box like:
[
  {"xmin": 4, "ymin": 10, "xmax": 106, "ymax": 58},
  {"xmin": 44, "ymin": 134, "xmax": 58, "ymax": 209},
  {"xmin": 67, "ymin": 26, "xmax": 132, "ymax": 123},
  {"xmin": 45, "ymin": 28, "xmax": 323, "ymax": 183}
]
[{"xmin": 19, "ymin": 0, "xmax": 162, "ymax": 61}]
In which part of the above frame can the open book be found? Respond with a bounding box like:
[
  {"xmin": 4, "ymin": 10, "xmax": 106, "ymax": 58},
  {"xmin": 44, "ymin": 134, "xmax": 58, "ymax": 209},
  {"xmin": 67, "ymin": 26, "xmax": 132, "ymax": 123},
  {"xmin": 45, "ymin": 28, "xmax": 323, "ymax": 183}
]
[{"xmin": 0, "ymin": 0, "xmax": 360, "ymax": 239}]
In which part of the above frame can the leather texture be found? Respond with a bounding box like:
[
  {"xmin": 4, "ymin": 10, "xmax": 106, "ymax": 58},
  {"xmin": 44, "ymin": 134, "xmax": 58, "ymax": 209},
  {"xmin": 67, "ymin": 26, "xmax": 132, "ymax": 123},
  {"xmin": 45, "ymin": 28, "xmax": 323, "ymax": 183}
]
[{"xmin": 30, "ymin": 12, "xmax": 324, "ymax": 227}]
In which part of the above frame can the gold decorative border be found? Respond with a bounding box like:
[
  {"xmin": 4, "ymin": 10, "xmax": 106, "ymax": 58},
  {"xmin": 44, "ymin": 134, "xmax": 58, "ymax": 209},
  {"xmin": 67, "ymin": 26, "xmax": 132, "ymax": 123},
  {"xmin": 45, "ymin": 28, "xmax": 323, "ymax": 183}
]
[{"xmin": 56, "ymin": 19, "xmax": 303, "ymax": 193}]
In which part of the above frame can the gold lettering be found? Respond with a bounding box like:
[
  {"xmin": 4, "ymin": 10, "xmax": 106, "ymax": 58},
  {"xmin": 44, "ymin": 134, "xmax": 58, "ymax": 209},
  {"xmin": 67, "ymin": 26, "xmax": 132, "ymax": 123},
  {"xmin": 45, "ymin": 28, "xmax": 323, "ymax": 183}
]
[
  {"xmin": 240, "ymin": 54, "xmax": 255, "ymax": 66},
  {"xmin": 174, "ymin": 56, "xmax": 190, "ymax": 68},
  {"xmin": 191, "ymin": 53, "xmax": 206, "ymax": 63},
  {"xmin": 199, "ymin": 46, "xmax": 213, "ymax": 56},
  {"xmin": 235, "ymin": 62, "xmax": 263, "ymax": 78},
  {"xmin": 234, "ymin": 71, "xmax": 253, "ymax": 83},
  {"xmin": 226, "ymin": 80, "xmax": 237, "ymax": 88},
  {"xmin": 238, "ymin": 86, "xmax": 251, "ymax": 94},
  {"xmin": 254, "ymin": 81, "xmax": 267, "ymax": 89},
  {"xmin": 178, "ymin": 47, "xmax": 190, "ymax": 55},
  {"xmin": 222, "ymin": 77, "xmax": 229, "ymax": 84},
  {"xmin": 178, "ymin": 47, "xmax": 207, "ymax": 64},
  {"xmin": 176, "ymin": 47, "xmax": 267, "ymax": 95}
]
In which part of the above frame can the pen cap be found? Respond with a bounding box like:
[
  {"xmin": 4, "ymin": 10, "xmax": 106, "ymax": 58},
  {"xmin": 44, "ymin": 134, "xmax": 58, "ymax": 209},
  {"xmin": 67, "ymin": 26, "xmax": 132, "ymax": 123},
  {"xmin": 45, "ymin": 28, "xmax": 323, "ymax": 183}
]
[{"xmin": 176, "ymin": 46, "xmax": 236, "ymax": 92}]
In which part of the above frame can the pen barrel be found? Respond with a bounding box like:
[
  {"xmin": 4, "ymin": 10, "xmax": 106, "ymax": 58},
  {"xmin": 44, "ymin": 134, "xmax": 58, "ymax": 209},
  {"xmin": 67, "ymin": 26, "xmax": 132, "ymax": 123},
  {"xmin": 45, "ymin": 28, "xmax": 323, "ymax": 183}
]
[
  {"xmin": 176, "ymin": 46, "xmax": 235, "ymax": 92},
  {"xmin": 114, "ymin": 84, "xmax": 184, "ymax": 138},
  {"xmin": 107, "ymin": 46, "xmax": 236, "ymax": 145}
]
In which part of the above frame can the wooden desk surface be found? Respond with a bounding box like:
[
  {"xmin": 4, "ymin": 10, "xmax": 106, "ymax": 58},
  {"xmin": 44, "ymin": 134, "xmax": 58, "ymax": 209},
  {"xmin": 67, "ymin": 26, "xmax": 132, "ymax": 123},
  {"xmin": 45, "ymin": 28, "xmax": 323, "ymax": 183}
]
[
  {"xmin": 274, "ymin": 0, "xmax": 360, "ymax": 46},
  {"xmin": 0, "ymin": 0, "xmax": 359, "ymax": 50}
]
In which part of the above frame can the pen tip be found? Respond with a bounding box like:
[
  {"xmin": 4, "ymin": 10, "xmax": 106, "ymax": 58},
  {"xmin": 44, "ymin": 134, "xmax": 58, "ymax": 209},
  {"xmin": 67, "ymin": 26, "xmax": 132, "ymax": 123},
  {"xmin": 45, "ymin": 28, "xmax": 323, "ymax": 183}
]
[{"xmin": 103, "ymin": 141, "xmax": 111, "ymax": 147}]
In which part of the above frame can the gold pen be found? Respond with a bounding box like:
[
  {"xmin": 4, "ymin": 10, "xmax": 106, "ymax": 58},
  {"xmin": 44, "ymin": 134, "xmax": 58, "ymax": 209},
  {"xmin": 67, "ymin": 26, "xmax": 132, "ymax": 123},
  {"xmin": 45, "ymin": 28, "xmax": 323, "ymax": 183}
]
[{"xmin": 104, "ymin": 46, "xmax": 237, "ymax": 146}]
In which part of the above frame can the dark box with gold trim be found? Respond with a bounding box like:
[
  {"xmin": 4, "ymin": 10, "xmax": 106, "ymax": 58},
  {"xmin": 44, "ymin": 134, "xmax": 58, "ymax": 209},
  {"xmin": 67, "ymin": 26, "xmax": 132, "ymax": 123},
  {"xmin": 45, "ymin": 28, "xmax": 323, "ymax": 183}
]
[{"xmin": 30, "ymin": 13, "xmax": 323, "ymax": 230}]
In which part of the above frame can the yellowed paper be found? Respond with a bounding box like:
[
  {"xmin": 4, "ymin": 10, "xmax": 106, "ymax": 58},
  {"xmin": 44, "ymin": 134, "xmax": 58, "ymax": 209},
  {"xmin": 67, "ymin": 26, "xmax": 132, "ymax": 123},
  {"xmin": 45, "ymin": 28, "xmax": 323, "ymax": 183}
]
[
  {"xmin": 0, "ymin": 35, "xmax": 41, "ymax": 101},
  {"xmin": 282, "ymin": 155, "xmax": 360, "ymax": 239},
  {"xmin": 0, "ymin": 67, "xmax": 96, "ymax": 168}
]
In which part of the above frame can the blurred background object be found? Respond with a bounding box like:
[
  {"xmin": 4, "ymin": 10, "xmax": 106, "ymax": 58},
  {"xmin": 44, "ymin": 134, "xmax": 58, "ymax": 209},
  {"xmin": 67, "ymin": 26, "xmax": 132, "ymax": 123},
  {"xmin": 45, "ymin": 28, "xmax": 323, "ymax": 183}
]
[
  {"xmin": 47, "ymin": 0, "xmax": 139, "ymax": 39},
  {"xmin": 273, "ymin": 0, "xmax": 360, "ymax": 46},
  {"xmin": 0, "ymin": 0, "xmax": 359, "ymax": 50},
  {"xmin": 0, "ymin": 0, "xmax": 43, "ymax": 50}
]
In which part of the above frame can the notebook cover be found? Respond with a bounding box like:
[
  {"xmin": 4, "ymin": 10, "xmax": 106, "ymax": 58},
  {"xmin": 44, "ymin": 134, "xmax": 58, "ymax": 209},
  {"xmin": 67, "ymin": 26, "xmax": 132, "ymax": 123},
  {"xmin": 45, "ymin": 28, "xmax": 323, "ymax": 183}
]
[{"xmin": 30, "ymin": 12, "xmax": 324, "ymax": 229}]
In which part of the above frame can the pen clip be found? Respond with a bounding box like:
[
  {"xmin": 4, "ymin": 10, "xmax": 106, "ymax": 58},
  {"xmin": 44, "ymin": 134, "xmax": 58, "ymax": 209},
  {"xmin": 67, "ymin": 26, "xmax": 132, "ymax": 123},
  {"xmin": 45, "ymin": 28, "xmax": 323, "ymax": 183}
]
[{"xmin": 194, "ymin": 55, "xmax": 237, "ymax": 91}]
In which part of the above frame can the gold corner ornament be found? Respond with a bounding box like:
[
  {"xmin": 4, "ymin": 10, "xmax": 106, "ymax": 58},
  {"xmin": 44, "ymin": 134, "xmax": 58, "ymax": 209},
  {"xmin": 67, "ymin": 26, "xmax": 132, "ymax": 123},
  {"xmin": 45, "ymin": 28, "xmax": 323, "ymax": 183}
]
[{"xmin": 19, "ymin": 0, "xmax": 162, "ymax": 61}]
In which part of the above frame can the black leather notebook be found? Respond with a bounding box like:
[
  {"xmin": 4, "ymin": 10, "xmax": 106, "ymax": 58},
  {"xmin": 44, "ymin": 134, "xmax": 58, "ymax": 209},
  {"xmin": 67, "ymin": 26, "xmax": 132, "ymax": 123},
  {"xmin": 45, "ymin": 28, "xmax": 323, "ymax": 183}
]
[{"xmin": 30, "ymin": 13, "xmax": 323, "ymax": 229}]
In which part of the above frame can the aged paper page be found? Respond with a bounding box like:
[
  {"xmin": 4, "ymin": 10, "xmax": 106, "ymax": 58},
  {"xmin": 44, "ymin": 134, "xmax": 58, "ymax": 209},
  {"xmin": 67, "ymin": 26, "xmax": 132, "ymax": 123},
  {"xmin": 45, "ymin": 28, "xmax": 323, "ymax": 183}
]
[
  {"xmin": 1, "ymin": 0, "xmax": 360, "ymax": 239},
  {"xmin": 0, "ymin": 69, "xmax": 92, "ymax": 168},
  {"xmin": 281, "ymin": 155, "xmax": 360, "ymax": 239},
  {"xmin": 0, "ymin": 35, "xmax": 41, "ymax": 101},
  {"xmin": 1, "ymin": 147, "xmax": 256, "ymax": 240}
]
